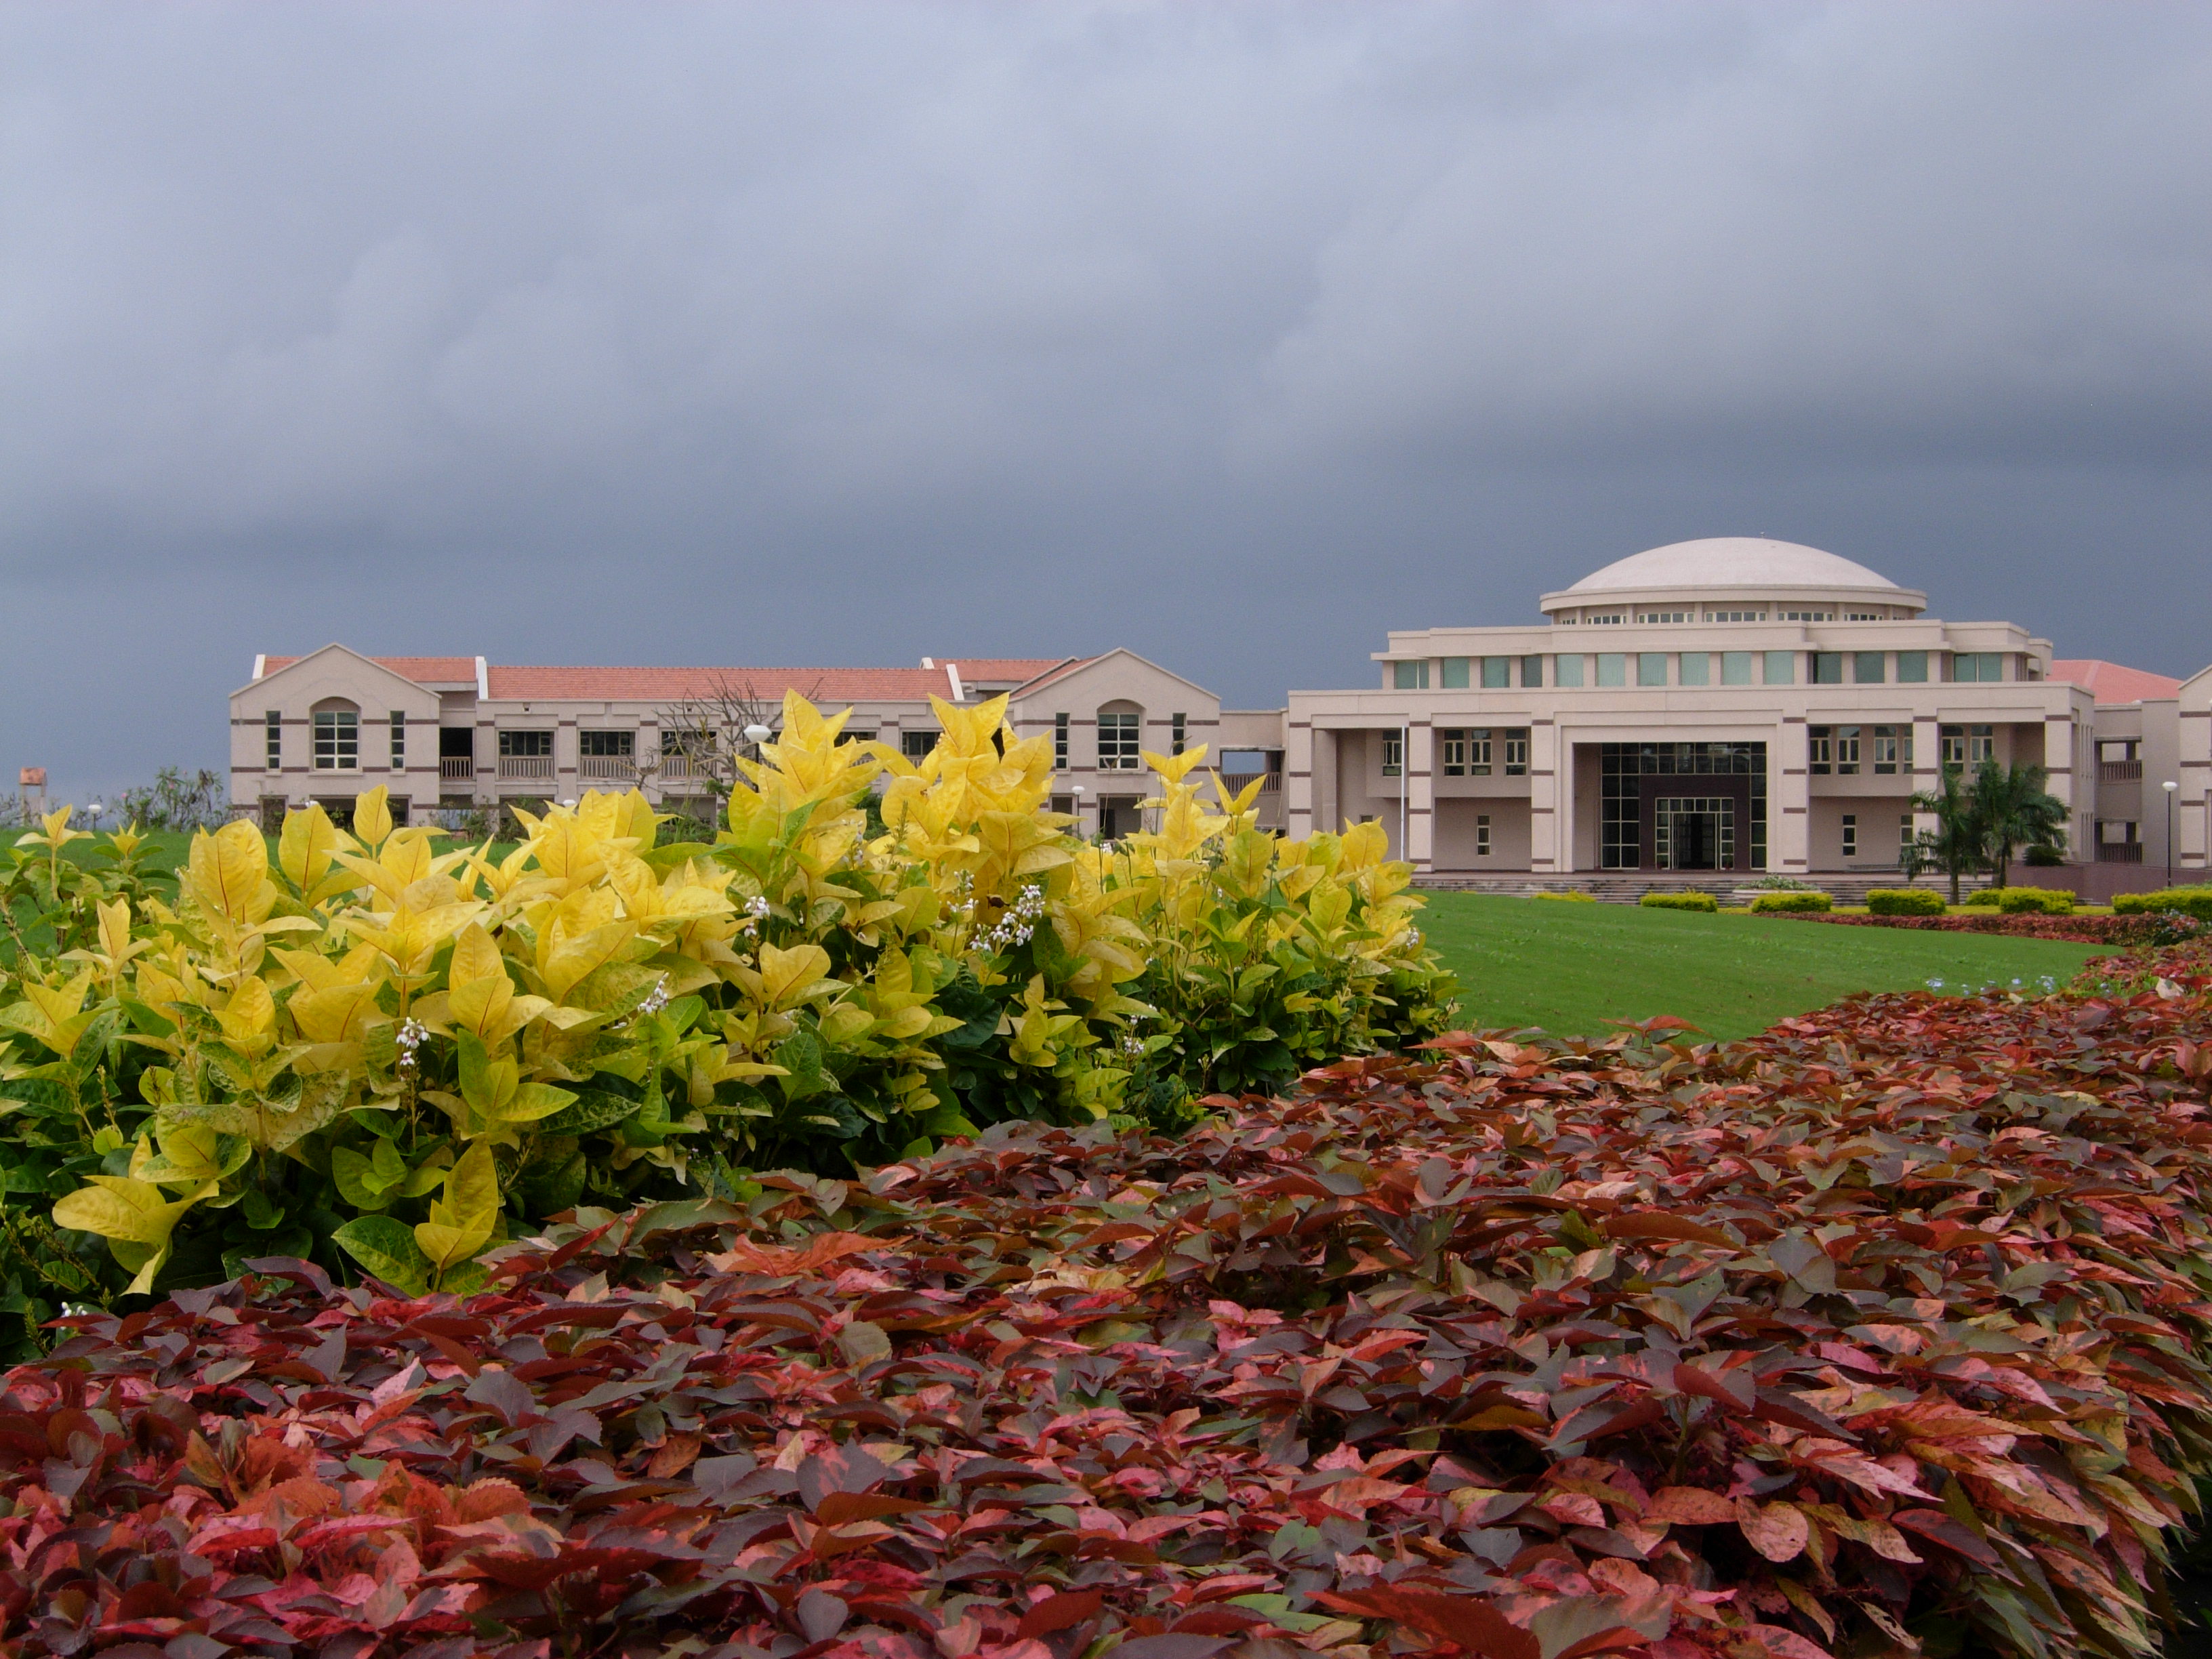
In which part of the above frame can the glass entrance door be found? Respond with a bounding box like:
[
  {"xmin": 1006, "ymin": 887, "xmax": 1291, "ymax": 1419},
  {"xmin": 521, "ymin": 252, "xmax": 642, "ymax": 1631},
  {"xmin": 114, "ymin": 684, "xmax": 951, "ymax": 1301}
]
[{"xmin": 1653, "ymin": 796, "xmax": 1734, "ymax": 871}]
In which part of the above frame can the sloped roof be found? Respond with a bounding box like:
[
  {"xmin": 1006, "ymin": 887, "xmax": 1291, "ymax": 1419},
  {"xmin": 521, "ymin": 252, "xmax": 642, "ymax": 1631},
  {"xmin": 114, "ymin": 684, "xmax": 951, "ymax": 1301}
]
[
  {"xmin": 942, "ymin": 657, "xmax": 1072, "ymax": 682},
  {"xmin": 259, "ymin": 654, "xmax": 478, "ymax": 684},
  {"xmin": 2049, "ymin": 659, "xmax": 2183, "ymax": 705},
  {"xmin": 483, "ymin": 665, "xmax": 953, "ymax": 703}
]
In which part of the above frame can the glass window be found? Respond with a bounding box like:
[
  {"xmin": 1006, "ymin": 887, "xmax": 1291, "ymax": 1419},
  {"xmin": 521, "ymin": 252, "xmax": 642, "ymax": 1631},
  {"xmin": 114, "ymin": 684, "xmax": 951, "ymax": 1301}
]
[
  {"xmin": 1441, "ymin": 657, "xmax": 1470, "ymax": 689},
  {"xmin": 1554, "ymin": 654, "xmax": 1585, "ymax": 687},
  {"xmin": 1809, "ymin": 727, "xmax": 1832, "ymax": 775},
  {"xmin": 1870, "ymin": 725, "xmax": 1909, "ymax": 774},
  {"xmin": 579, "ymin": 730, "xmax": 633, "ymax": 757},
  {"xmin": 1780, "ymin": 609, "xmax": 1832, "ymax": 621},
  {"xmin": 1720, "ymin": 651, "xmax": 1753, "ymax": 685},
  {"xmin": 1054, "ymin": 713, "xmax": 1068, "ymax": 770},
  {"xmin": 1706, "ymin": 609, "xmax": 1765, "ymax": 623},
  {"xmin": 1597, "ymin": 654, "xmax": 1627, "ymax": 687},
  {"xmin": 1949, "ymin": 652, "xmax": 2004, "ymax": 682},
  {"xmin": 1098, "ymin": 712, "xmax": 1141, "ymax": 769},
  {"xmin": 313, "ymin": 710, "xmax": 359, "ymax": 771},
  {"xmin": 1841, "ymin": 814, "xmax": 1858, "ymax": 859},
  {"xmin": 390, "ymin": 710, "xmax": 406, "ymax": 768},
  {"xmin": 1481, "ymin": 656, "xmax": 1511, "ymax": 689},
  {"xmin": 1902, "ymin": 813, "xmax": 1915, "ymax": 853},
  {"xmin": 1502, "ymin": 729, "xmax": 1529, "ymax": 775},
  {"xmin": 1381, "ymin": 733, "xmax": 1403, "ymax": 777},
  {"xmin": 1171, "ymin": 713, "xmax": 1186, "ymax": 756},
  {"xmin": 1940, "ymin": 724, "xmax": 1965, "ymax": 766},
  {"xmin": 1637, "ymin": 652, "xmax": 1668, "ymax": 687},
  {"xmin": 1453, "ymin": 729, "xmax": 1492, "ymax": 775},
  {"xmin": 1812, "ymin": 652, "xmax": 1843, "ymax": 684},
  {"xmin": 1520, "ymin": 655, "xmax": 1544, "ymax": 688},
  {"xmin": 1440, "ymin": 731, "xmax": 1465, "ymax": 775},
  {"xmin": 1677, "ymin": 652, "xmax": 1711, "ymax": 686},
  {"xmin": 497, "ymin": 729, "xmax": 553, "ymax": 758},
  {"xmin": 1393, "ymin": 661, "xmax": 1429, "ymax": 690},
  {"xmin": 1636, "ymin": 610, "xmax": 1693, "ymax": 624},
  {"xmin": 1763, "ymin": 651, "xmax": 1795, "ymax": 684},
  {"xmin": 1970, "ymin": 724, "xmax": 1995, "ymax": 763},
  {"xmin": 1475, "ymin": 815, "xmax": 1492, "ymax": 857},
  {"xmin": 265, "ymin": 710, "xmax": 282, "ymax": 770},
  {"xmin": 1837, "ymin": 726, "xmax": 1860, "ymax": 774},
  {"xmin": 1896, "ymin": 651, "xmax": 1929, "ymax": 683},
  {"xmin": 902, "ymin": 729, "xmax": 938, "ymax": 760},
  {"xmin": 1853, "ymin": 651, "xmax": 1885, "ymax": 684}
]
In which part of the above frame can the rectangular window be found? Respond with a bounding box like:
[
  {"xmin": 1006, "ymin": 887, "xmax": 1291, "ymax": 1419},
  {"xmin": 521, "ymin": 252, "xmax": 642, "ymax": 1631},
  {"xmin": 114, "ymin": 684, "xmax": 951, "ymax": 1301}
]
[
  {"xmin": 1637, "ymin": 652, "xmax": 1668, "ymax": 687},
  {"xmin": 1053, "ymin": 713, "xmax": 1069, "ymax": 770},
  {"xmin": 1677, "ymin": 651, "xmax": 1710, "ymax": 686},
  {"xmin": 1949, "ymin": 652, "xmax": 2004, "ymax": 682},
  {"xmin": 390, "ymin": 710, "xmax": 405, "ymax": 768},
  {"xmin": 1853, "ymin": 651, "xmax": 1885, "ymax": 684},
  {"xmin": 579, "ymin": 730, "xmax": 634, "ymax": 757},
  {"xmin": 1475, "ymin": 814, "xmax": 1492, "ymax": 857},
  {"xmin": 1940, "ymin": 724, "xmax": 1965, "ymax": 766},
  {"xmin": 1597, "ymin": 653, "xmax": 1626, "ymax": 687},
  {"xmin": 1720, "ymin": 651, "xmax": 1753, "ymax": 685},
  {"xmin": 1969, "ymin": 723, "xmax": 1995, "ymax": 763},
  {"xmin": 1097, "ymin": 712, "xmax": 1141, "ymax": 769},
  {"xmin": 313, "ymin": 710, "xmax": 359, "ymax": 771},
  {"xmin": 1458, "ymin": 729, "xmax": 1493, "ymax": 775},
  {"xmin": 1502, "ymin": 729, "xmax": 1529, "ymax": 775},
  {"xmin": 1812, "ymin": 652, "xmax": 1843, "ymax": 684},
  {"xmin": 265, "ymin": 710, "xmax": 282, "ymax": 770},
  {"xmin": 1902, "ymin": 813, "xmax": 1916, "ymax": 853},
  {"xmin": 1171, "ymin": 713, "xmax": 1186, "ymax": 756},
  {"xmin": 1870, "ymin": 725, "xmax": 1908, "ymax": 773},
  {"xmin": 1635, "ymin": 610, "xmax": 1694, "ymax": 624},
  {"xmin": 902, "ymin": 729, "xmax": 939, "ymax": 760},
  {"xmin": 1554, "ymin": 653, "xmax": 1585, "ymax": 687},
  {"xmin": 1763, "ymin": 651, "xmax": 1795, "ymax": 684},
  {"xmin": 1841, "ymin": 814, "xmax": 1858, "ymax": 859},
  {"xmin": 1441, "ymin": 657, "xmax": 1471, "ymax": 689},
  {"xmin": 1481, "ymin": 656, "xmax": 1511, "ymax": 689},
  {"xmin": 1836, "ymin": 725, "xmax": 1860, "ymax": 774},
  {"xmin": 1381, "ymin": 733, "xmax": 1403, "ymax": 777},
  {"xmin": 1896, "ymin": 651, "xmax": 1929, "ymax": 683},
  {"xmin": 1809, "ymin": 727, "xmax": 1832, "ymax": 775},
  {"xmin": 1392, "ymin": 660, "xmax": 1430, "ymax": 690},
  {"xmin": 1440, "ymin": 731, "xmax": 1465, "ymax": 775},
  {"xmin": 1520, "ymin": 655, "xmax": 1544, "ymax": 688},
  {"xmin": 497, "ymin": 729, "xmax": 553, "ymax": 758},
  {"xmin": 1706, "ymin": 609, "xmax": 1765, "ymax": 623},
  {"xmin": 1780, "ymin": 609, "xmax": 1832, "ymax": 622}
]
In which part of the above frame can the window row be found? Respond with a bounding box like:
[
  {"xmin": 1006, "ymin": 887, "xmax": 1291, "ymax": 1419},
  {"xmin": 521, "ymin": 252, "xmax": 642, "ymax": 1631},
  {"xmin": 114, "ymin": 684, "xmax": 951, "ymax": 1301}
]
[
  {"xmin": 1048, "ymin": 710, "xmax": 1188, "ymax": 771},
  {"xmin": 1389, "ymin": 649, "xmax": 2015, "ymax": 690},
  {"xmin": 1562, "ymin": 607, "xmax": 1907, "ymax": 625},
  {"xmin": 1380, "ymin": 729, "xmax": 1530, "ymax": 777},
  {"xmin": 1836, "ymin": 813, "xmax": 1917, "ymax": 861},
  {"xmin": 1808, "ymin": 725, "xmax": 1913, "ymax": 775}
]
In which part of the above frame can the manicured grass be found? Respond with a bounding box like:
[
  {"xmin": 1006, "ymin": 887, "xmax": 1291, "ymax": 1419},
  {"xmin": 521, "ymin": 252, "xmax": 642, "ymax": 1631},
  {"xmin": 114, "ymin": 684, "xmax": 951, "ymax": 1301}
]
[{"xmin": 1417, "ymin": 891, "xmax": 2110, "ymax": 1044}]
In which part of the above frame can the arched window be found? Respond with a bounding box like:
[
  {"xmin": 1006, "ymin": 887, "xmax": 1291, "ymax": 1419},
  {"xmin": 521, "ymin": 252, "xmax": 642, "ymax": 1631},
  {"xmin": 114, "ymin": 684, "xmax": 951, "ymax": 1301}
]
[
  {"xmin": 1097, "ymin": 701, "xmax": 1142, "ymax": 771},
  {"xmin": 311, "ymin": 698, "xmax": 360, "ymax": 771}
]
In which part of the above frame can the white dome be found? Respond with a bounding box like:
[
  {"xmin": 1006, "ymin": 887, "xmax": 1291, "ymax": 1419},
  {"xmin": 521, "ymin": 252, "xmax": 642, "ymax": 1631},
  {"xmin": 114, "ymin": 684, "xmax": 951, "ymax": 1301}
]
[{"xmin": 1566, "ymin": 537, "xmax": 1902, "ymax": 594}]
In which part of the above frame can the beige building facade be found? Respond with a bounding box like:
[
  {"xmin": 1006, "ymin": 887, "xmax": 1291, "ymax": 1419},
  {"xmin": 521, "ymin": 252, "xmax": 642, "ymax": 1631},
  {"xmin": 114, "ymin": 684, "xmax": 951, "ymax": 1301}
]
[
  {"xmin": 228, "ymin": 646, "xmax": 1286, "ymax": 837},
  {"xmin": 1282, "ymin": 538, "xmax": 2206, "ymax": 884}
]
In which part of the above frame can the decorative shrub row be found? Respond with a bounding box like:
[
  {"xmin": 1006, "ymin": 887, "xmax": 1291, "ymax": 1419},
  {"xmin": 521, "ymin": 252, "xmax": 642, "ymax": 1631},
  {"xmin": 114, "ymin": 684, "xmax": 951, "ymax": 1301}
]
[
  {"xmin": 2114, "ymin": 886, "xmax": 2212, "ymax": 920},
  {"xmin": 1864, "ymin": 886, "xmax": 1946, "ymax": 916},
  {"xmin": 0, "ymin": 695, "xmax": 1454, "ymax": 1320},
  {"xmin": 1785, "ymin": 911, "xmax": 2202, "ymax": 945},
  {"xmin": 1639, "ymin": 890, "xmax": 1717, "ymax": 912},
  {"xmin": 1749, "ymin": 889, "xmax": 1832, "ymax": 912},
  {"xmin": 8, "ymin": 946, "xmax": 2212, "ymax": 1659}
]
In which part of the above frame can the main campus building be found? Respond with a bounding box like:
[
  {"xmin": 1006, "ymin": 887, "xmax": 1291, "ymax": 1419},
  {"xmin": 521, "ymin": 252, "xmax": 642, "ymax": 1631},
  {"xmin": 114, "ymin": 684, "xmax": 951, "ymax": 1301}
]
[{"xmin": 229, "ymin": 538, "xmax": 2209, "ymax": 887}]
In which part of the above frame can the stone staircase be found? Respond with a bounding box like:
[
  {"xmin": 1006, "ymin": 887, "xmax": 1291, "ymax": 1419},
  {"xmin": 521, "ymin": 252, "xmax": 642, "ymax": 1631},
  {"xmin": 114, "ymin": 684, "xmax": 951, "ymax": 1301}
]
[{"xmin": 1414, "ymin": 872, "xmax": 1994, "ymax": 906}]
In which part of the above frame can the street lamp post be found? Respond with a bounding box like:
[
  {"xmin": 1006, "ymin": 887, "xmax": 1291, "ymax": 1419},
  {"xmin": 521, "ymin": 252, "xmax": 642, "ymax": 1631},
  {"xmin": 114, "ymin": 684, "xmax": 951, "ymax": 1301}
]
[{"xmin": 2165, "ymin": 780, "xmax": 2179, "ymax": 888}]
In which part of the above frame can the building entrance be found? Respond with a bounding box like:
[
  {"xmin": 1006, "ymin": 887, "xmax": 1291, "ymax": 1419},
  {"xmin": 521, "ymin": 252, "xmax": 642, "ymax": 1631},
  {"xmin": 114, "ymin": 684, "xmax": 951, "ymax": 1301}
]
[{"xmin": 1654, "ymin": 797, "xmax": 1734, "ymax": 871}]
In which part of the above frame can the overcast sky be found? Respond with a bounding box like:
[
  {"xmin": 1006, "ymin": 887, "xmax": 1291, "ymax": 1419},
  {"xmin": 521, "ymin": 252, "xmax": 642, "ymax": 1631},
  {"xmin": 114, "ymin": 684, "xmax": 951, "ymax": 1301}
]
[{"xmin": 4, "ymin": 2, "xmax": 2209, "ymax": 800}]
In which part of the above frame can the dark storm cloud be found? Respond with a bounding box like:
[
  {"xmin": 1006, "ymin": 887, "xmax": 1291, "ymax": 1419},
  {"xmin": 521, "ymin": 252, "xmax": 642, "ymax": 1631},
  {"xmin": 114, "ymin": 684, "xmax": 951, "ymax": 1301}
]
[{"xmin": 2, "ymin": 2, "xmax": 2208, "ymax": 799}]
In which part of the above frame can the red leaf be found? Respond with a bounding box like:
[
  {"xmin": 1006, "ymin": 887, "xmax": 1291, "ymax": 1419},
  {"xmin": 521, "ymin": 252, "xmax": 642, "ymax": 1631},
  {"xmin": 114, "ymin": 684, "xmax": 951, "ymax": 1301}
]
[
  {"xmin": 1016, "ymin": 1589, "xmax": 1104, "ymax": 1640},
  {"xmin": 1313, "ymin": 1589, "xmax": 1540, "ymax": 1659}
]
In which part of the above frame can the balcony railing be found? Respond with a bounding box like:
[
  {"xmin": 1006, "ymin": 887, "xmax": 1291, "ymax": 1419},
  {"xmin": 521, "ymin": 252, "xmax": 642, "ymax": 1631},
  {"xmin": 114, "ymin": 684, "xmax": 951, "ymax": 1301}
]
[
  {"xmin": 2100, "ymin": 760, "xmax": 2144, "ymax": 783},
  {"xmin": 497, "ymin": 755, "xmax": 556, "ymax": 781},
  {"xmin": 579, "ymin": 754, "xmax": 636, "ymax": 781},
  {"xmin": 439, "ymin": 757, "xmax": 473, "ymax": 781},
  {"xmin": 658, "ymin": 753, "xmax": 703, "ymax": 780},
  {"xmin": 2096, "ymin": 843, "xmax": 2144, "ymax": 863}
]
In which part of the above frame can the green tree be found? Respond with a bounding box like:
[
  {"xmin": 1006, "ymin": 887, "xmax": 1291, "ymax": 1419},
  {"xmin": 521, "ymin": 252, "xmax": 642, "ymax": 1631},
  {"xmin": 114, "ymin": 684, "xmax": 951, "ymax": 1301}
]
[
  {"xmin": 1906, "ymin": 764, "xmax": 1986, "ymax": 905},
  {"xmin": 1969, "ymin": 760, "xmax": 2068, "ymax": 887}
]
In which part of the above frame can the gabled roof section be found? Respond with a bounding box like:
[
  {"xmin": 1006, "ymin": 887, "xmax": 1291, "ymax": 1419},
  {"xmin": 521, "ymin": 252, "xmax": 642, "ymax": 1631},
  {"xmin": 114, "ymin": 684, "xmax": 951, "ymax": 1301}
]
[
  {"xmin": 236, "ymin": 644, "xmax": 461, "ymax": 699},
  {"xmin": 2049, "ymin": 659, "xmax": 2183, "ymax": 705},
  {"xmin": 256, "ymin": 652, "xmax": 479, "ymax": 688},
  {"xmin": 1010, "ymin": 647, "xmax": 1215, "ymax": 701},
  {"xmin": 483, "ymin": 665, "xmax": 954, "ymax": 703}
]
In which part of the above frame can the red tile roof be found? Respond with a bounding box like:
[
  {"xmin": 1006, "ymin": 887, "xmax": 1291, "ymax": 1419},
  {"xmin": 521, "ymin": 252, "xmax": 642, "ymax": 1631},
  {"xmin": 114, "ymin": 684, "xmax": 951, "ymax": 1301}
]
[
  {"xmin": 261, "ymin": 654, "xmax": 478, "ymax": 684},
  {"xmin": 2049, "ymin": 659, "xmax": 2182, "ymax": 705},
  {"xmin": 483, "ymin": 665, "xmax": 955, "ymax": 703}
]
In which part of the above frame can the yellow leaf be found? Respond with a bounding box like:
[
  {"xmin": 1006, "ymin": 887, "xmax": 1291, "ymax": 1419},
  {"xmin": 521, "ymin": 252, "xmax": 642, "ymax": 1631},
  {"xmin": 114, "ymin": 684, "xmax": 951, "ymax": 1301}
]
[
  {"xmin": 187, "ymin": 820, "xmax": 276, "ymax": 925},
  {"xmin": 353, "ymin": 785, "xmax": 394, "ymax": 851},
  {"xmin": 216, "ymin": 976, "xmax": 277, "ymax": 1057},
  {"xmin": 415, "ymin": 1141, "xmax": 498, "ymax": 1270},
  {"xmin": 758, "ymin": 941, "xmax": 834, "ymax": 1007}
]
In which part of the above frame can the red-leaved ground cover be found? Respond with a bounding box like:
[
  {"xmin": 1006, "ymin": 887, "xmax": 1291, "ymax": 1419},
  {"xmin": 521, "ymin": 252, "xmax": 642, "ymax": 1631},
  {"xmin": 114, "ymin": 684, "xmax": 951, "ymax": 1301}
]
[
  {"xmin": 1778, "ymin": 912, "xmax": 2186, "ymax": 945},
  {"xmin": 6, "ymin": 944, "xmax": 2212, "ymax": 1659}
]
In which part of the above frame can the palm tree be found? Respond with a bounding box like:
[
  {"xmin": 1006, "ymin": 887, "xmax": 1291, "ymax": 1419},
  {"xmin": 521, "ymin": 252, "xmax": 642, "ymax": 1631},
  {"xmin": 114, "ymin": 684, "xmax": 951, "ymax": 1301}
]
[
  {"xmin": 1968, "ymin": 760, "xmax": 2069, "ymax": 886},
  {"xmin": 1907, "ymin": 764, "xmax": 1986, "ymax": 905}
]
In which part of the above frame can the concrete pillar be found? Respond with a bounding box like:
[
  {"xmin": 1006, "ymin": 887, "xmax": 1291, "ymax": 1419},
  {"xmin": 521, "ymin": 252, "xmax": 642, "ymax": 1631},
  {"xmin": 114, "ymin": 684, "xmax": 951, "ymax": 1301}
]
[
  {"xmin": 1284, "ymin": 720, "xmax": 1313, "ymax": 838},
  {"xmin": 1311, "ymin": 729, "xmax": 1338, "ymax": 838},
  {"xmin": 1531, "ymin": 719, "xmax": 1559, "ymax": 872},
  {"xmin": 1406, "ymin": 722, "xmax": 1434, "ymax": 871},
  {"xmin": 2042, "ymin": 712, "xmax": 2084, "ymax": 864},
  {"xmin": 2182, "ymin": 699, "xmax": 2210, "ymax": 873},
  {"xmin": 1775, "ymin": 718, "xmax": 1810, "ymax": 872}
]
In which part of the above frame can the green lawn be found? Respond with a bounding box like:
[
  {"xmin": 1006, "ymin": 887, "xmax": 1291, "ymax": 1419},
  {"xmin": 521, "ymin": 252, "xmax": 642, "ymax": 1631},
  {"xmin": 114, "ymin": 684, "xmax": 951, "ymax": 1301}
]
[{"xmin": 1416, "ymin": 892, "xmax": 2111, "ymax": 1044}]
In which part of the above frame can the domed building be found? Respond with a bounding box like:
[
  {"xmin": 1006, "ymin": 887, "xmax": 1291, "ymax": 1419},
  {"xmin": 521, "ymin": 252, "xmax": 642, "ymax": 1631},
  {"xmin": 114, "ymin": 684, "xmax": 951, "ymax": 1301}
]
[{"xmin": 1283, "ymin": 537, "xmax": 2203, "ymax": 888}]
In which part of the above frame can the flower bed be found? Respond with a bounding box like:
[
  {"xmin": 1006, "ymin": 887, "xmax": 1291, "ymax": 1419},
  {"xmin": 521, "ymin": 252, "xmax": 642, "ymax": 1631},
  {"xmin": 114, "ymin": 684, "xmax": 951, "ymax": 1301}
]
[
  {"xmin": 8, "ymin": 950, "xmax": 2212, "ymax": 1658},
  {"xmin": 1774, "ymin": 910, "xmax": 2188, "ymax": 945}
]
